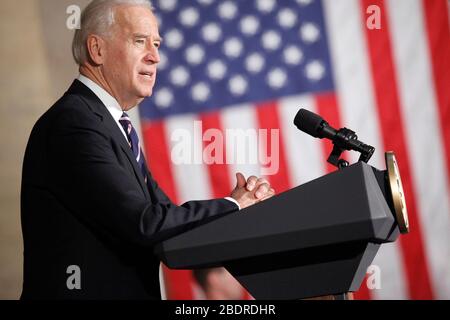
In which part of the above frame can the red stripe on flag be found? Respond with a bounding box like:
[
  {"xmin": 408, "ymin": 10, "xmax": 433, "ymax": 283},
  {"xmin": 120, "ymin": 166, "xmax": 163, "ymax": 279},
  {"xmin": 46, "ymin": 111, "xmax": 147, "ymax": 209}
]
[
  {"xmin": 142, "ymin": 120, "xmax": 194, "ymax": 300},
  {"xmin": 200, "ymin": 111, "xmax": 233, "ymax": 198},
  {"xmin": 352, "ymin": 275, "xmax": 372, "ymax": 300},
  {"xmin": 422, "ymin": 0, "xmax": 450, "ymax": 184},
  {"xmin": 315, "ymin": 92, "xmax": 372, "ymax": 300},
  {"xmin": 255, "ymin": 101, "xmax": 292, "ymax": 193},
  {"xmin": 362, "ymin": 0, "xmax": 434, "ymax": 299}
]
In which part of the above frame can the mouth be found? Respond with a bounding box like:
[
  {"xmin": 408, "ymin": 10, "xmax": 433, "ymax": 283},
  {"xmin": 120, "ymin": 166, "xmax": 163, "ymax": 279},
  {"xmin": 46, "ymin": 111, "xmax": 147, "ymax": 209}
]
[{"xmin": 138, "ymin": 71, "xmax": 155, "ymax": 80}]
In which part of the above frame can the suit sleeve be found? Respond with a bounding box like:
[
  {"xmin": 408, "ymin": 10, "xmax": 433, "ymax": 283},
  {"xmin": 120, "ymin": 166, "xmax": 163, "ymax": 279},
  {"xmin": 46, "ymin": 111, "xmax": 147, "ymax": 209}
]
[{"xmin": 48, "ymin": 101, "xmax": 238, "ymax": 247}]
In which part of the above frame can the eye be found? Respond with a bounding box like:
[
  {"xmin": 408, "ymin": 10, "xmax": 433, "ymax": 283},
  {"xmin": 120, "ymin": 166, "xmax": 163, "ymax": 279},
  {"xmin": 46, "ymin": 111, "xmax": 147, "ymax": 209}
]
[
  {"xmin": 153, "ymin": 42, "xmax": 161, "ymax": 49},
  {"xmin": 135, "ymin": 39, "xmax": 145, "ymax": 45}
]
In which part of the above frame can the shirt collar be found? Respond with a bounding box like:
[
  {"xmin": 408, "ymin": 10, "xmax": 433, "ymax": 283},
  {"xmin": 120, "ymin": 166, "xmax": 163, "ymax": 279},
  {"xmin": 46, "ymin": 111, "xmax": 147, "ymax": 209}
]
[{"xmin": 77, "ymin": 74, "xmax": 124, "ymax": 122}]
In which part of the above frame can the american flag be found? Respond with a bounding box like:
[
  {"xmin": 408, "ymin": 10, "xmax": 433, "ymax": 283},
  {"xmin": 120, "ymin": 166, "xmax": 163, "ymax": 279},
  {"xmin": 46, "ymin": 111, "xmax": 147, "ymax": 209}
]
[{"xmin": 133, "ymin": 0, "xmax": 450, "ymax": 299}]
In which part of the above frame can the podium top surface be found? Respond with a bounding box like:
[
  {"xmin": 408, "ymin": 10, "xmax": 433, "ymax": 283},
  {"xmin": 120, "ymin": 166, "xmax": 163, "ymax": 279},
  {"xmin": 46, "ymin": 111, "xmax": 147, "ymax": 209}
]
[{"xmin": 155, "ymin": 162, "xmax": 397, "ymax": 269}]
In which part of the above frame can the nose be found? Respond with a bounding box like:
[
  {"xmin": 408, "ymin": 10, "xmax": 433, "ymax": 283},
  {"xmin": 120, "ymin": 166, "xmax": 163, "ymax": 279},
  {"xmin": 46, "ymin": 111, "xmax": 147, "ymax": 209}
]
[{"xmin": 145, "ymin": 44, "xmax": 160, "ymax": 64}]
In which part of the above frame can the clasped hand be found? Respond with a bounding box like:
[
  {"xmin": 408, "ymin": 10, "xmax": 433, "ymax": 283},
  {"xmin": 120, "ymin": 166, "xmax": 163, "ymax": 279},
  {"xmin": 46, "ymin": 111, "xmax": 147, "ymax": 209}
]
[{"xmin": 231, "ymin": 173, "xmax": 275, "ymax": 209}]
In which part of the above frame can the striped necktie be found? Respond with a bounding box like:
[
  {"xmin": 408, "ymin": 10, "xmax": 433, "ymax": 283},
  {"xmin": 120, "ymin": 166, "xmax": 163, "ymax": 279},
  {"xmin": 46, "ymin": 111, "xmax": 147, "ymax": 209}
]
[{"xmin": 119, "ymin": 112, "xmax": 148, "ymax": 184}]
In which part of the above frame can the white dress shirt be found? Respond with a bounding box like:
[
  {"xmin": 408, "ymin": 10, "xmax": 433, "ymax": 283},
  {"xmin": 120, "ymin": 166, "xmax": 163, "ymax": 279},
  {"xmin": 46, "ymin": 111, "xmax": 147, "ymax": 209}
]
[
  {"xmin": 77, "ymin": 74, "xmax": 128, "ymax": 141},
  {"xmin": 76, "ymin": 75, "xmax": 241, "ymax": 210}
]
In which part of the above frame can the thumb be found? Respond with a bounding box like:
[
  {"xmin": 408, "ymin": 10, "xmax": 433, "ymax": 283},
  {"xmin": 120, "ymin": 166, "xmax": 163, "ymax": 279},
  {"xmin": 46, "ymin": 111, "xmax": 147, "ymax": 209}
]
[{"xmin": 235, "ymin": 172, "xmax": 246, "ymax": 189}]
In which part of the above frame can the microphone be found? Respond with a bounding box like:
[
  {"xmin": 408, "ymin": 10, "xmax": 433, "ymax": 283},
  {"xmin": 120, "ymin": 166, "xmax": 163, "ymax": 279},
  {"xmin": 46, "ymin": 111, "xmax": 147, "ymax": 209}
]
[
  {"xmin": 294, "ymin": 108, "xmax": 375, "ymax": 167},
  {"xmin": 294, "ymin": 108, "xmax": 336, "ymax": 140}
]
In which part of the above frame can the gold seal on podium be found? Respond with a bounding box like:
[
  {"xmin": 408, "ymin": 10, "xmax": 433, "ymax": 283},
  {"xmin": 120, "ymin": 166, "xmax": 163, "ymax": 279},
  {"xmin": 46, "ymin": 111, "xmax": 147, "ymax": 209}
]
[{"xmin": 385, "ymin": 152, "xmax": 409, "ymax": 234}]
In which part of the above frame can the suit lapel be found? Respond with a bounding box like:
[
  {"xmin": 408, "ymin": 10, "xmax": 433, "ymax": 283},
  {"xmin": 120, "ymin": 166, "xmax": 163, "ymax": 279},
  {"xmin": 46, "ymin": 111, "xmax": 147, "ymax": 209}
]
[
  {"xmin": 104, "ymin": 114, "xmax": 151, "ymax": 200},
  {"xmin": 66, "ymin": 80, "xmax": 151, "ymax": 200}
]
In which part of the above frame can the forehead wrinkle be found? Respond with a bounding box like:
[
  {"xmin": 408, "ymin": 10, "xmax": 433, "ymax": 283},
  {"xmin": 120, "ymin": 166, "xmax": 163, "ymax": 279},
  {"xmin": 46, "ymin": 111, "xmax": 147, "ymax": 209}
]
[
  {"xmin": 112, "ymin": 6, "xmax": 134, "ymax": 36},
  {"xmin": 113, "ymin": 5, "xmax": 158, "ymax": 38}
]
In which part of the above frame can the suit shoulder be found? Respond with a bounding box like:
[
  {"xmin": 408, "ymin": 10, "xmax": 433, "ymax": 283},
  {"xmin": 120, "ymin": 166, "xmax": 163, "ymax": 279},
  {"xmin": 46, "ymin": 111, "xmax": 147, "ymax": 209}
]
[
  {"xmin": 26, "ymin": 93, "xmax": 106, "ymax": 154},
  {"xmin": 41, "ymin": 92, "xmax": 101, "ymax": 130}
]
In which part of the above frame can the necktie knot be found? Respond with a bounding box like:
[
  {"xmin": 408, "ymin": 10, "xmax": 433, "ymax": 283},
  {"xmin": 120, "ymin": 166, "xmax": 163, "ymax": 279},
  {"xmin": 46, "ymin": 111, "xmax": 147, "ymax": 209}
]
[{"xmin": 119, "ymin": 112, "xmax": 132, "ymax": 136}]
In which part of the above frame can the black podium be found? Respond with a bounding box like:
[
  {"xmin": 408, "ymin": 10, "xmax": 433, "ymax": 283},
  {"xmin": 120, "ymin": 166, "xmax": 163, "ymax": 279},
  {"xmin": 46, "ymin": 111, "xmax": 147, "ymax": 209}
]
[{"xmin": 155, "ymin": 154, "xmax": 409, "ymax": 299}]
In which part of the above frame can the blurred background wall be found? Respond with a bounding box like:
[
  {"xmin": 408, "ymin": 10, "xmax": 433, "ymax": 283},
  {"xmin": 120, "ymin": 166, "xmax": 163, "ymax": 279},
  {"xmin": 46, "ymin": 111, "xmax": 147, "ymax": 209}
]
[{"xmin": 0, "ymin": 0, "xmax": 89, "ymax": 299}]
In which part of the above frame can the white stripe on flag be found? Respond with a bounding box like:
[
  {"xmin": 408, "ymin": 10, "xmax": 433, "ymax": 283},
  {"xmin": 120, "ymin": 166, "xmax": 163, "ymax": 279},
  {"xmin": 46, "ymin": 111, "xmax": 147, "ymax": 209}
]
[
  {"xmin": 165, "ymin": 114, "xmax": 212, "ymax": 203},
  {"xmin": 278, "ymin": 95, "xmax": 325, "ymax": 186},
  {"xmin": 323, "ymin": 0, "xmax": 408, "ymax": 299},
  {"xmin": 323, "ymin": 0, "xmax": 384, "ymax": 166},
  {"xmin": 387, "ymin": 0, "xmax": 450, "ymax": 299},
  {"xmin": 221, "ymin": 104, "xmax": 263, "ymax": 183}
]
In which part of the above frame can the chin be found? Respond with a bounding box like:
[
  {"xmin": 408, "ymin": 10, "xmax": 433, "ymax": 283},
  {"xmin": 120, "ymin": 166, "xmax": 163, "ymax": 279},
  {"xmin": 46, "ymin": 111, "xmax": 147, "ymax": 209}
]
[{"xmin": 136, "ymin": 86, "xmax": 154, "ymax": 98}]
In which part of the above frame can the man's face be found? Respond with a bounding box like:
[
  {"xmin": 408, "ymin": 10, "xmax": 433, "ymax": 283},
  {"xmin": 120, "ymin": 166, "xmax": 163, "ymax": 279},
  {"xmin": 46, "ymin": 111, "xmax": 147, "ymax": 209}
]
[{"xmin": 103, "ymin": 5, "xmax": 161, "ymax": 108}]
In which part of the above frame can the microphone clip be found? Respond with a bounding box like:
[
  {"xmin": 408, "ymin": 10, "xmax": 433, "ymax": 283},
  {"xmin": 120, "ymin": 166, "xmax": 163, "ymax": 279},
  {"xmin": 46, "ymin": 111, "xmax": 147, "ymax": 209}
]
[{"xmin": 327, "ymin": 127, "xmax": 375, "ymax": 170}]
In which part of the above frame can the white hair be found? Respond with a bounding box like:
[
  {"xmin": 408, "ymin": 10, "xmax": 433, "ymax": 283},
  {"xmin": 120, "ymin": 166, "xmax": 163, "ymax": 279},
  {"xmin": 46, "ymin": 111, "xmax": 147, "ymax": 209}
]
[{"xmin": 72, "ymin": 0, "xmax": 153, "ymax": 66}]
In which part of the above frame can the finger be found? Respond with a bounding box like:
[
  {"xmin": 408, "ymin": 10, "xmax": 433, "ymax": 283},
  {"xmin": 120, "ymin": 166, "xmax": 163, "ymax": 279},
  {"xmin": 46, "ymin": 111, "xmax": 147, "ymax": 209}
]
[
  {"xmin": 246, "ymin": 176, "xmax": 258, "ymax": 191},
  {"xmin": 255, "ymin": 178, "xmax": 269, "ymax": 187},
  {"xmin": 259, "ymin": 193, "xmax": 275, "ymax": 201},
  {"xmin": 235, "ymin": 172, "xmax": 246, "ymax": 189},
  {"xmin": 260, "ymin": 188, "xmax": 275, "ymax": 201},
  {"xmin": 255, "ymin": 183, "xmax": 270, "ymax": 199}
]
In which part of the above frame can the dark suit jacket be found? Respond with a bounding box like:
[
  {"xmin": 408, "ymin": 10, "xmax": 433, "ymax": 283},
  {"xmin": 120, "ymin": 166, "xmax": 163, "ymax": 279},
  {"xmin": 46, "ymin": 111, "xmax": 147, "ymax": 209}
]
[{"xmin": 20, "ymin": 80, "xmax": 238, "ymax": 300}]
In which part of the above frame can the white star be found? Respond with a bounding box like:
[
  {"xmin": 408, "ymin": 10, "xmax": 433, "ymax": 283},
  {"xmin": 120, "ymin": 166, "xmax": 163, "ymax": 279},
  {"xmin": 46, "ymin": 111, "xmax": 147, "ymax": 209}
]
[
  {"xmin": 229, "ymin": 75, "xmax": 248, "ymax": 96},
  {"xmin": 240, "ymin": 15, "xmax": 260, "ymax": 36},
  {"xmin": 256, "ymin": 0, "xmax": 276, "ymax": 14},
  {"xmin": 179, "ymin": 7, "xmax": 200, "ymax": 27},
  {"xmin": 305, "ymin": 60, "xmax": 325, "ymax": 81},
  {"xmin": 197, "ymin": 0, "xmax": 214, "ymax": 5},
  {"xmin": 245, "ymin": 52, "xmax": 265, "ymax": 73},
  {"xmin": 165, "ymin": 29, "xmax": 183, "ymax": 49},
  {"xmin": 300, "ymin": 23, "xmax": 320, "ymax": 43},
  {"xmin": 158, "ymin": 0, "xmax": 177, "ymax": 11},
  {"xmin": 261, "ymin": 30, "xmax": 281, "ymax": 51},
  {"xmin": 223, "ymin": 37, "xmax": 243, "ymax": 58},
  {"xmin": 192, "ymin": 82, "xmax": 210, "ymax": 102},
  {"xmin": 158, "ymin": 51, "xmax": 168, "ymax": 70},
  {"xmin": 170, "ymin": 66, "xmax": 190, "ymax": 87},
  {"xmin": 278, "ymin": 8, "xmax": 297, "ymax": 29},
  {"xmin": 155, "ymin": 88, "xmax": 173, "ymax": 109},
  {"xmin": 185, "ymin": 44, "xmax": 205, "ymax": 65},
  {"xmin": 218, "ymin": 1, "xmax": 237, "ymax": 20},
  {"xmin": 283, "ymin": 45, "xmax": 303, "ymax": 65},
  {"xmin": 202, "ymin": 23, "xmax": 222, "ymax": 43},
  {"xmin": 207, "ymin": 60, "xmax": 227, "ymax": 80},
  {"xmin": 267, "ymin": 68, "xmax": 287, "ymax": 89},
  {"xmin": 297, "ymin": 0, "xmax": 313, "ymax": 6}
]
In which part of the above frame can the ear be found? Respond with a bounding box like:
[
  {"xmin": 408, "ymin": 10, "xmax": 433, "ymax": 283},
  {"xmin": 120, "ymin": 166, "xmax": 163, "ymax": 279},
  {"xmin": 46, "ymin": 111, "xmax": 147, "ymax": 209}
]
[{"xmin": 86, "ymin": 34, "xmax": 106, "ymax": 65}]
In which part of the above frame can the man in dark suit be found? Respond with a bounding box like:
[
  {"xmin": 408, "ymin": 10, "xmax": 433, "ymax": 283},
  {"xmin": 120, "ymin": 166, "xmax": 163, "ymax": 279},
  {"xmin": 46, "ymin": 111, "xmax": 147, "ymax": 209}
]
[{"xmin": 20, "ymin": 0, "xmax": 274, "ymax": 299}]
